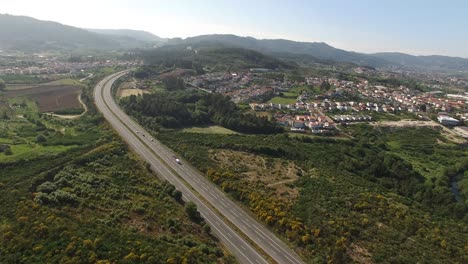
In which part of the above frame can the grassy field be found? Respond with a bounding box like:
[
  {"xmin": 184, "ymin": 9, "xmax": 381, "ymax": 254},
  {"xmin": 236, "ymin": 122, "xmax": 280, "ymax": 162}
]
[
  {"xmin": 43, "ymin": 78, "xmax": 84, "ymax": 86},
  {"xmin": 0, "ymin": 97, "xmax": 94, "ymax": 163},
  {"xmin": 183, "ymin": 125, "xmax": 238, "ymax": 134},
  {"xmin": 0, "ymin": 143, "xmax": 75, "ymax": 162},
  {"xmin": 5, "ymin": 78, "xmax": 84, "ymax": 91},
  {"xmin": 370, "ymin": 111, "xmax": 418, "ymax": 121},
  {"xmin": 267, "ymin": 91, "xmax": 299, "ymax": 105},
  {"xmin": 268, "ymin": 96, "xmax": 298, "ymax": 104}
]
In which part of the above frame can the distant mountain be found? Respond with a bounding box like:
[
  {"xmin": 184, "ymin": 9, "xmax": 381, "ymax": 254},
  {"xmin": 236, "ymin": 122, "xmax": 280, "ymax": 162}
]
[
  {"xmin": 167, "ymin": 34, "xmax": 468, "ymax": 71},
  {"xmin": 2, "ymin": 13, "xmax": 467, "ymax": 71},
  {"xmin": 86, "ymin": 28, "xmax": 166, "ymax": 42},
  {"xmin": 372, "ymin": 52, "xmax": 468, "ymax": 71},
  {"xmin": 0, "ymin": 14, "xmax": 158, "ymax": 52},
  {"xmin": 167, "ymin": 34, "xmax": 391, "ymax": 68}
]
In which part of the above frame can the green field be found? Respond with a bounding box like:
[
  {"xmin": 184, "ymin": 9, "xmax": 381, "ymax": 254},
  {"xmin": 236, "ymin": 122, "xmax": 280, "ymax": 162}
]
[
  {"xmin": 268, "ymin": 96, "xmax": 298, "ymax": 104},
  {"xmin": 183, "ymin": 125, "xmax": 238, "ymax": 134},
  {"xmin": 44, "ymin": 78, "xmax": 84, "ymax": 86},
  {"xmin": 0, "ymin": 143, "xmax": 76, "ymax": 163}
]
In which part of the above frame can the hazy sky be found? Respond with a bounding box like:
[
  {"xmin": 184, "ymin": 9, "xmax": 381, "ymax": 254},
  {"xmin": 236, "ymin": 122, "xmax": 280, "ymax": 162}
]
[{"xmin": 2, "ymin": 0, "xmax": 467, "ymax": 57}]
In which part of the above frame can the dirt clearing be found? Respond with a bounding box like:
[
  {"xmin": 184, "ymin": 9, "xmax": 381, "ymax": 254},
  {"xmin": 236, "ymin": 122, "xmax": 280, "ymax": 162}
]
[{"xmin": 210, "ymin": 149, "xmax": 301, "ymax": 198}]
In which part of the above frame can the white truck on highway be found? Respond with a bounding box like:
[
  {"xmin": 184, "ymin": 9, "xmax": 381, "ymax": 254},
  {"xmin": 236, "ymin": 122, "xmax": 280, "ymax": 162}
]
[{"xmin": 175, "ymin": 158, "xmax": 181, "ymax": 164}]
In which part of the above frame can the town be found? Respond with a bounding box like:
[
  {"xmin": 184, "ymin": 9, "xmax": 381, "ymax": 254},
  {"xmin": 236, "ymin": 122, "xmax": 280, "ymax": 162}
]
[
  {"xmin": 184, "ymin": 69, "xmax": 467, "ymax": 134},
  {"xmin": 0, "ymin": 52, "xmax": 139, "ymax": 75}
]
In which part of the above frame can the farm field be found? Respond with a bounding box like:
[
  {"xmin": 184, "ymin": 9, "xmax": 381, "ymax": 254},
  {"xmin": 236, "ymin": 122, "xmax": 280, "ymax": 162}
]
[
  {"xmin": 3, "ymin": 85, "xmax": 82, "ymax": 112},
  {"xmin": 5, "ymin": 78, "xmax": 84, "ymax": 90}
]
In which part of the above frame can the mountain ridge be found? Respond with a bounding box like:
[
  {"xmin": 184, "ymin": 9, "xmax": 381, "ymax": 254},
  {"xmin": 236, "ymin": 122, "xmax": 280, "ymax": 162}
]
[
  {"xmin": 0, "ymin": 14, "xmax": 161, "ymax": 52},
  {"xmin": 1, "ymin": 13, "xmax": 468, "ymax": 72},
  {"xmin": 86, "ymin": 28, "xmax": 166, "ymax": 42},
  {"xmin": 167, "ymin": 34, "xmax": 468, "ymax": 71}
]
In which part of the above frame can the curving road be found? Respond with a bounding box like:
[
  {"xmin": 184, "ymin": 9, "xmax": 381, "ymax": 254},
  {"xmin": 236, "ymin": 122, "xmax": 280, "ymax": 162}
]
[{"xmin": 94, "ymin": 70, "xmax": 305, "ymax": 264}]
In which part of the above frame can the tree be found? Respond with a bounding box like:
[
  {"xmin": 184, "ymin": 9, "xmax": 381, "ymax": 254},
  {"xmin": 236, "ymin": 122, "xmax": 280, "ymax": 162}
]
[
  {"xmin": 320, "ymin": 80, "xmax": 331, "ymax": 91},
  {"xmin": 172, "ymin": 190, "xmax": 183, "ymax": 202},
  {"xmin": 162, "ymin": 76, "xmax": 185, "ymax": 90},
  {"xmin": 0, "ymin": 79, "xmax": 5, "ymax": 91},
  {"xmin": 185, "ymin": 201, "xmax": 201, "ymax": 222}
]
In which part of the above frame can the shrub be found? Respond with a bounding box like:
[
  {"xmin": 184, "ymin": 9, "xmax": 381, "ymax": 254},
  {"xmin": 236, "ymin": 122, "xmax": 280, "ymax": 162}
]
[
  {"xmin": 185, "ymin": 201, "xmax": 201, "ymax": 223},
  {"xmin": 36, "ymin": 134, "xmax": 47, "ymax": 143}
]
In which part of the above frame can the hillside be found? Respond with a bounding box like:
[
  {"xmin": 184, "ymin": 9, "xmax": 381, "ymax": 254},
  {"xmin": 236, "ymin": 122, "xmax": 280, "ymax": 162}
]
[
  {"xmin": 372, "ymin": 52, "xmax": 468, "ymax": 71},
  {"xmin": 167, "ymin": 34, "xmax": 468, "ymax": 71},
  {"xmin": 0, "ymin": 14, "xmax": 152, "ymax": 52},
  {"xmin": 167, "ymin": 34, "xmax": 390, "ymax": 68},
  {"xmin": 141, "ymin": 43, "xmax": 296, "ymax": 71},
  {"xmin": 86, "ymin": 28, "xmax": 166, "ymax": 42}
]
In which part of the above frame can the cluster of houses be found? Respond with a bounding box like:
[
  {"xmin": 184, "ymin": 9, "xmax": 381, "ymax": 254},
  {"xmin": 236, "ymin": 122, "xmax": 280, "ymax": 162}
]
[
  {"xmin": 226, "ymin": 86, "xmax": 274, "ymax": 103},
  {"xmin": 274, "ymin": 113, "xmax": 336, "ymax": 133},
  {"xmin": 306, "ymin": 76, "xmax": 466, "ymax": 114},
  {"xmin": 332, "ymin": 115, "xmax": 373, "ymax": 123},
  {"xmin": 249, "ymin": 100, "xmax": 414, "ymax": 113},
  {"xmin": 186, "ymin": 71, "xmax": 297, "ymax": 103},
  {"xmin": 0, "ymin": 56, "xmax": 139, "ymax": 75}
]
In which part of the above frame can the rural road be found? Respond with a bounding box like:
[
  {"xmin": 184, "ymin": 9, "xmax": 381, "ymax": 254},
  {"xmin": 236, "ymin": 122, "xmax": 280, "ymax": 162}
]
[{"xmin": 94, "ymin": 70, "xmax": 305, "ymax": 264}]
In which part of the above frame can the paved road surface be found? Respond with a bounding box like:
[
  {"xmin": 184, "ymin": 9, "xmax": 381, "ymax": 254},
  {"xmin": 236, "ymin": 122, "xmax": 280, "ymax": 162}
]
[{"xmin": 94, "ymin": 70, "xmax": 305, "ymax": 264}]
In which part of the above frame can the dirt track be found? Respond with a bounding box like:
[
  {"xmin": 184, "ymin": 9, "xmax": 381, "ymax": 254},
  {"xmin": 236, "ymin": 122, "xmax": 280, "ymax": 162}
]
[{"xmin": 373, "ymin": 120, "xmax": 466, "ymax": 143}]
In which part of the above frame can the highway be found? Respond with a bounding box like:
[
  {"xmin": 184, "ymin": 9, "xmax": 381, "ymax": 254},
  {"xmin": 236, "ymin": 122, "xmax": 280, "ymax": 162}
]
[{"xmin": 94, "ymin": 70, "xmax": 305, "ymax": 264}]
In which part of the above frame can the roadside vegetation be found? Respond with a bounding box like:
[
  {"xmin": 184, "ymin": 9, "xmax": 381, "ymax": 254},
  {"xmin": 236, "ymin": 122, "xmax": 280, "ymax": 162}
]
[
  {"xmin": 0, "ymin": 72, "xmax": 232, "ymax": 263},
  {"xmin": 155, "ymin": 127, "xmax": 467, "ymax": 263}
]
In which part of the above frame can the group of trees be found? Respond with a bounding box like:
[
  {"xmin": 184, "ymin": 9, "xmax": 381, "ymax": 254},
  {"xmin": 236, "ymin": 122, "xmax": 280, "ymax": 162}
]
[{"xmin": 121, "ymin": 90, "xmax": 282, "ymax": 134}]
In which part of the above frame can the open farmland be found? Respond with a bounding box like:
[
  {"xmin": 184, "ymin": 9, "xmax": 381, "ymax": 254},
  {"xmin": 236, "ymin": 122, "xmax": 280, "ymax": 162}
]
[{"xmin": 3, "ymin": 85, "xmax": 82, "ymax": 112}]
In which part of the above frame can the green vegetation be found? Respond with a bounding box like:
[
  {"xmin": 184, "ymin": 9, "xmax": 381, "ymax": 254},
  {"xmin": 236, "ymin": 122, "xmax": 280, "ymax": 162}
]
[
  {"xmin": 0, "ymin": 74, "xmax": 52, "ymax": 85},
  {"xmin": 0, "ymin": 98, "xmax": 94, "ymax": 163},
  {"xmin": 369, "ymin": 111, "xmax": 419, "ymax": 121},
  {"xmin": 368, "ymin": 75, "xmax": 430, "ymax": 92},
  {"xmin": 268, "ymin": 96, "xmax": 297, "ymax": 104},
  {"xmin": 122, "ymin": 47, "xmax": 466, "ymax": 261},
  {"xmin": 120, "ymin": 90, "xmax": 282, "ymax": 134},
  {"xmin": 0, "ymin": 138, "xmax": 230, "ymax": 263},
  {"xmin": 148, "ymin": 125, "xmax": 467, "ymax": 263},
  {"xmin": 0, "ymin": 75, "xmax": 231, "ymax": 263},
  {"xmin": 44, "ymin": 78, "xmax": 84, "ymax": 86},
  {"xmin": 140, "ymin": 44, "xmax": 295, "ymax": 72}
]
